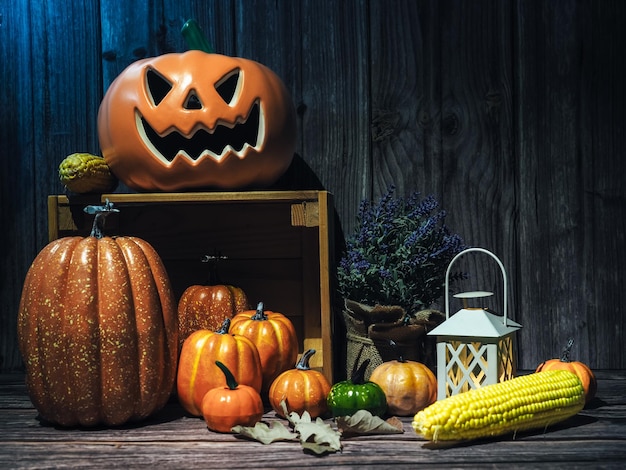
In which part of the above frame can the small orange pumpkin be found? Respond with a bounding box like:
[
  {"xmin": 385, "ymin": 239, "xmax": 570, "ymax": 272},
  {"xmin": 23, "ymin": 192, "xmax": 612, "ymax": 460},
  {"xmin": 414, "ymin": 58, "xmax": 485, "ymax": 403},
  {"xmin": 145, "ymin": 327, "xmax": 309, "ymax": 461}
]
[
  {"xmin": 535, "ymin": 338, "xmax": 597, "ymax": 404},
  {"xmin": 229, "ymin": 302, "xmax": 299, "ymax": 393},
  {"xmin": 268, "ymin": 349, "xmax": 331, "ymax": 419},
  {"xmin": 369, "ymin": 342, "xmax": 437, "ymax": 416},
  {"xmin": 98, "ymin": 50, "xmax": 296, "ymax": 191},
  {"xmin": 177, "ymin": 319, "xmax": 262, "ymax": 416},
  {"xmin": 201, "ymin": 361, "xmax": 264, "ymax": 433}
]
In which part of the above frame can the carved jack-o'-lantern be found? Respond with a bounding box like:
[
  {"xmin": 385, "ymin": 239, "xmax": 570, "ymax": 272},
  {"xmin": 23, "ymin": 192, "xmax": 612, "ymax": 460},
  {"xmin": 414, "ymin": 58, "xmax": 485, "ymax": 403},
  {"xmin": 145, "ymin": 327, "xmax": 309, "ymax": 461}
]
[{"xmin": 97, "ymin": 51, "xmax": 296, "ymax": 191}]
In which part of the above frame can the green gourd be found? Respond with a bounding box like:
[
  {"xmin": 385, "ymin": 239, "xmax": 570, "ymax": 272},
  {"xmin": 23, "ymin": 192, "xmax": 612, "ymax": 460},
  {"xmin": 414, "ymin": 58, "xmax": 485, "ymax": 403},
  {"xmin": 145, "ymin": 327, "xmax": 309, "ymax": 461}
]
[{"xmin": 326, "ymin": 359, "xmax": 387, "ymax": 418}]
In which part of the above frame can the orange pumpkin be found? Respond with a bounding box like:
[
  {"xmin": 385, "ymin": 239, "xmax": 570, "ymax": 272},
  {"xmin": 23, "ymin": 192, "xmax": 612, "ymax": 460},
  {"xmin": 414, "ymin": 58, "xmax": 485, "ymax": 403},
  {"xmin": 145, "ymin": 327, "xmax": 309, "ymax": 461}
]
[
  {"xmin": 229, "ymin": 302, "xmax": 299, "ymax": 393},
  {"xmin": 178, "ymin": 284, "xmax": 248, "ymax": 349},
  {"xmin": 97, "ymin": 50, "xmax": 296, "ymax": 191},
  {"xmin": 177, "ymin": 319, "xmax": 262, "ymax": 416},
  {"xmin": 17, "ymin": 201, "xmax": 178, "ymax": 427},
  {"xmin": 369, "ymin": 345, "xmax": 437, "ymax": 416},
  {"xmin": 268, "ymin": 349, "xmax": 331, "ymax": 419},
  {"xmin": 536, "ymin": 338, "xmax": 597, "ymax": 404},
  {"xmin": 202, "ymin": 361, "xmax": 264, "ymax": 433}
]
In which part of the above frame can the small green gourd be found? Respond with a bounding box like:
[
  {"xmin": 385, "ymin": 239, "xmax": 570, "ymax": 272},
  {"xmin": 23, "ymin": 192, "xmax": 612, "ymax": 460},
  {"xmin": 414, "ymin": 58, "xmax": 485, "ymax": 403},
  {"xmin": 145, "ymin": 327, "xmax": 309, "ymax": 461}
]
[{"xmin": 326, "ymin": 359, "xmax": 387, "ymax": 418}]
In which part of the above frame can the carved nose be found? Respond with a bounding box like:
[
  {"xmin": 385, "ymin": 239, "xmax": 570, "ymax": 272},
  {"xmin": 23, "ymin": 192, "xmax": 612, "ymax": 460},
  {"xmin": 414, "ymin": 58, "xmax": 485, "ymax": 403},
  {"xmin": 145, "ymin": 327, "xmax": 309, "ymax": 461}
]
[{"xmin": 184, "ymin": 90, "xmax": 203, "ymax": 110}]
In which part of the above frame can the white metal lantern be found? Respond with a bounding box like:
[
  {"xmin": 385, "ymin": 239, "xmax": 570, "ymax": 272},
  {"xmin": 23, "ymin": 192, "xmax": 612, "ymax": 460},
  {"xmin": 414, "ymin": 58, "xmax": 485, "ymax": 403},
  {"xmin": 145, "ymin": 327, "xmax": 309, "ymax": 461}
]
[{"xmin": 428, "ymin": 248, "xmax": 522, "ymax": 400}]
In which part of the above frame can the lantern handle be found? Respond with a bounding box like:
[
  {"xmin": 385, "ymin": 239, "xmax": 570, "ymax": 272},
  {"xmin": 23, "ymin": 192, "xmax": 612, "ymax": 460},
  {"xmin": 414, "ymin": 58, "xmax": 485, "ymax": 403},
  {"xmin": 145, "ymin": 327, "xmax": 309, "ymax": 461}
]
[{"xmin": 444, "ymin": 247, "xmax": 509, "ymax": 326}]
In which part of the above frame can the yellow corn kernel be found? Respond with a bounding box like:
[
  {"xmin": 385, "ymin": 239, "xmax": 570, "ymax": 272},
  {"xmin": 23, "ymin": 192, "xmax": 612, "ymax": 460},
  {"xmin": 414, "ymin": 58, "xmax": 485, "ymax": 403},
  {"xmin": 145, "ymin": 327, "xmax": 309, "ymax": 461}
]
[{"xmin": 412, "ymin": 370, "xmax": 585, "ymax": 442}]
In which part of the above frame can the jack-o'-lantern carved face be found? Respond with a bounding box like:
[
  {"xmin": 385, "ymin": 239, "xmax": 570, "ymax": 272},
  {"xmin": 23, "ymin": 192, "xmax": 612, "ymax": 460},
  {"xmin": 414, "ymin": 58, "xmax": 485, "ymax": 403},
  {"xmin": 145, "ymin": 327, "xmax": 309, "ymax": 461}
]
[{"xmin": 98, "ymin": 51, "xmax": 296, "ymax": 191}]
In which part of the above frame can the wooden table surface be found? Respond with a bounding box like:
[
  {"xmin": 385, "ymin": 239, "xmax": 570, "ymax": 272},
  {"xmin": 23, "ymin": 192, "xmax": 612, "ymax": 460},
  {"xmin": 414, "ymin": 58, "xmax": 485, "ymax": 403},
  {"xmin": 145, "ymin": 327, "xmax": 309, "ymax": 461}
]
[{"xmin": 1, "ymin": 371, "xmax": 625, "ymax": 469}]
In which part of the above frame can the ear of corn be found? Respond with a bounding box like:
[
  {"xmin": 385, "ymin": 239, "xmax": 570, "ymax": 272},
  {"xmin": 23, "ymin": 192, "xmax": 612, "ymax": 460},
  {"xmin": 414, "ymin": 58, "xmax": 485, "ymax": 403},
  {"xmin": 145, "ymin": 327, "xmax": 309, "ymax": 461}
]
[
  {"xmin": 412, "ymin": 370, "xmax": 585, "ymax": 442},
  {"xmin": 59, "ymin": 153, "xmax": 118, "ymax": 194}
]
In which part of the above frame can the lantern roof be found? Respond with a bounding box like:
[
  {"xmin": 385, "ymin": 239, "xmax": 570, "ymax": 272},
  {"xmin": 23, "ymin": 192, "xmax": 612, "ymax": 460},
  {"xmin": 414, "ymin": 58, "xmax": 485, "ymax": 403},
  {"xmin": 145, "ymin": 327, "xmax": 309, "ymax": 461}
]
[{"xmin": 428, "ymin": 308, "xmax": 522, "ymax": 338}]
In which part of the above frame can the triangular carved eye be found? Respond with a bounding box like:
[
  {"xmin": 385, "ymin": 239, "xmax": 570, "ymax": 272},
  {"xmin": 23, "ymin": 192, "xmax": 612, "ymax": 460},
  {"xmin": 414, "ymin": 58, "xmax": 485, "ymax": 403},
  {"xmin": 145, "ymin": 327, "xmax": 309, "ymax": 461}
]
[
  {"xmin": 215, "ymin": 69, "xmax": 241, "ymax": 105},
  {"xmin": 184, "ymin": 90, "xmax": 203, "ymax": 110},
  {"xmin": 146, "ymin": 68, "xmax": 173, "ymax": 106}
]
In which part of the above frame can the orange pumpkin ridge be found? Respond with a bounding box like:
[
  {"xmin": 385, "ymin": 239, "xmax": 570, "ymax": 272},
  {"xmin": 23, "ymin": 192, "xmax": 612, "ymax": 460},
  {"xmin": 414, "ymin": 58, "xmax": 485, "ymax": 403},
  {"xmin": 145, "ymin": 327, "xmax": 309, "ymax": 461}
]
[
  {"xmin": 229, "ymin": 302, "xmax": 299, "ymax": 394},
  {"xmin": 98, "ymin": 50, "xmax": 297, "ymax": 191},
  {"xmin": 369, "ymin": 340, "xmax": 437, "ymax": 416},
  {"xmin": 177, "ymin": 318, "xmax": 262, "ymax": 416},
  {"xmin": 268, "ymin": 349, "xmax": 331, "ymax": 419}
]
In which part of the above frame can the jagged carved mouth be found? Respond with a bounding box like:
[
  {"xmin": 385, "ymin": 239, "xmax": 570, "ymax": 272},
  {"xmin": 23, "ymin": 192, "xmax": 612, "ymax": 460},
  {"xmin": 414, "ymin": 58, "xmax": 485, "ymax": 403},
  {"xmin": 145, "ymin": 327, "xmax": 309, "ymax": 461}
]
[{"xmin": 135, "ymin": 101, "xmax": 263, "ymax": 164}]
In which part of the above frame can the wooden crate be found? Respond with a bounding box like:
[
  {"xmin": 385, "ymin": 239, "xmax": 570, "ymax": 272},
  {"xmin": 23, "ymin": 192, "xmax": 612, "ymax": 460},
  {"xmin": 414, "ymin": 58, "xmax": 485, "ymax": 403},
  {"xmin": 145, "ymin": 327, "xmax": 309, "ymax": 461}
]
[{"xmin": 48, "ymin": 191, "xmax": 336, "ymax": 383}]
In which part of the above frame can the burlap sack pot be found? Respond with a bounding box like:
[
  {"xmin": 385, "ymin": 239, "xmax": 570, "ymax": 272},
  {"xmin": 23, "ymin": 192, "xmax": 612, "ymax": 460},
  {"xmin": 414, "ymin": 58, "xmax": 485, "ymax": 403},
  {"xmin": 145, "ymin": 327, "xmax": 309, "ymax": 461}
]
[{"xmin": 343, "ymin": 299, "xmax": 444, "ymax": 379}]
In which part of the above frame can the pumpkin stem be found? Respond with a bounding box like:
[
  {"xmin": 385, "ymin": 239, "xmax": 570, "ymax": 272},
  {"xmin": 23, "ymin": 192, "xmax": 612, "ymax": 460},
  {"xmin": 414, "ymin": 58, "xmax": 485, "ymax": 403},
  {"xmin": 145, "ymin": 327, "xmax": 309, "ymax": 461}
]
[
  {"xmin": 84, "ymin": 199, "xmax": 119, "ymax": 239},
  {"xmin": 389, "ymin": 340, "xmax": 405, "ymax": 363},
  {"xmin": 181, "ymin": 19, "xmax": 214, "ymax": 53},
  {"xmin": 202, "ymin": 251, "xmax": 227, "ymax": 284},
  {"xmin": 251, "ymin": 302, "xmax": 268, "ymax": 321},
  {"xmin": 215, "ymin": 361, "xmax": 238, "ymax": 390},
  {"xmin": 217, "ymin": 318, "xmax": 231, "ymax": 334},
  {"xmin": 560, "ymin": 337, "xmax": 575, "ymax": 362},
  {"xmin": 296, "ymin": 349, "xmax": 316, "ymax": 370},
  {"xmin": 351, "ymin": 358, "xmax": 370, "ymax": 385}
]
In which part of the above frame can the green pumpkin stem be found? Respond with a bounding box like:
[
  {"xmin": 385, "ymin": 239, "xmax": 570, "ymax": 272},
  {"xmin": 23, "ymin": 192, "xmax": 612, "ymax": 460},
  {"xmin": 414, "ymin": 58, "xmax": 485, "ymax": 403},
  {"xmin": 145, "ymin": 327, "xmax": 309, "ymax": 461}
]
[
  {"xmin": 251, "ymin": 302, "xmax": 268, "ymax": 321},
  {"xmin": 217, "ymin": 318, "xmax": 231, "ymax": 334},
  {"xmin": 84, "ymin": 199, "xmax": 119, "ymax": 239},
  {"xmin": 389, "ymin": 339, "xmax": 405, "ymax": 363},
  {"xmin": 215, "ymin": 361, "xmax": 238, "ymax": 390},
  {"xmin": 352, "ymin": 358, "xmax": 371, "ymax": 385},
  {"xmin": 296, "ymin": 349, "xmax": 316, "ymax": 370},
  {"xmin": 181, "ymin": 19, "xmax": 214, "ymax": 53},
  {"xmin": 560, "ymin": 337, "xmax": 574, "ymax": 363}
]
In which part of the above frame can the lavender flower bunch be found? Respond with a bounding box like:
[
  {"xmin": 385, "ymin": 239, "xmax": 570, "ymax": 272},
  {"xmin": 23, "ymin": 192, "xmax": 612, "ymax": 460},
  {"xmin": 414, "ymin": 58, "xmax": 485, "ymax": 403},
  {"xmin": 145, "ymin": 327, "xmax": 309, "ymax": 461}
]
[{"xmin": 338, "ymin": 186, "xmax": 466, "ymax": 315}]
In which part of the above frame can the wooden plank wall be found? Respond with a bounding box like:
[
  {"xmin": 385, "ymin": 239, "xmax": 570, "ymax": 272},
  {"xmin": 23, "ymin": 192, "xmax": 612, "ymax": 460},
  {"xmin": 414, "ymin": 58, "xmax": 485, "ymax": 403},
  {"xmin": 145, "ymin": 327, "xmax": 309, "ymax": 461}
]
[{"xmin": 1, "ymin": 0, "xmax": 624, "ymax": 373}]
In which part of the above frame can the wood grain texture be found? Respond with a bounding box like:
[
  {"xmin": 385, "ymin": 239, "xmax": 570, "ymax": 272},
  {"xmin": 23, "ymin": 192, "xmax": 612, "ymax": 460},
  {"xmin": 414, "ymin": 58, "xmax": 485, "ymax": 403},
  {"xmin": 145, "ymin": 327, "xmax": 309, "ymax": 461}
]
[
  {"xmin": 1, "ymin": 0, "xmax": 625, "ymax": 372},
  {"xmin": 298, "ymin": 0, "xmax": 371, "ymax": 237},
  {"xmin": 514, "ymin": 0, "xmax": 626, "ymax": 369},
  {"xmin": 0, "ymin": 0, "xmax": 102, "ymax": 372},
  {"xmin": 0, "ymin": 0, "xmax": 34, "ymax": 373},
  {"xmin": 100, "ymin": 0, "xmax": 156, "ymax": 89},
  {"xmin": 161, "ymin": 0, "xmax": 236, "ymax": 56},
  {"xmin": 370, "ymin": 0, "xmax": 441, "ymax": 197},
  {"xmin": 585, "ymin": 0, "xmax": 626, "ymax": 369},
  {"xmin": 1, "ymin": 372, "xmax": 625, "ymax": 468},
  {"xmin": 436, "ymin": 0, "xmax": 517, "ymax": 325}
]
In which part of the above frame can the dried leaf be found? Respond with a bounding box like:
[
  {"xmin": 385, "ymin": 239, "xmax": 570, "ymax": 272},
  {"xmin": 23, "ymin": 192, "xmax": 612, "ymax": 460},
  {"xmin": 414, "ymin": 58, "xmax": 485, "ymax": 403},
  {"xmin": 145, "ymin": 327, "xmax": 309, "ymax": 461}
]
[
  {"xmin": 283, "ymin": 402, "xmax": 342, "ymax": 454},
  {"xmin": 336, "ymin": 410, "xmax": 405, "ymax": 436},
  {"xmin": 235, "ymin": 401, "xmax": 342, "ymax": 455},
  {"xmin": 232, "ymin": 421, "xmax": 298, "ymax": 445},
  {"xmin": 301, "ymin": 440, "xmax": 339, "ymax": 455},
  {"xmin": 296, "ymin": 417, "xmax": 342, "ymax": 453}
]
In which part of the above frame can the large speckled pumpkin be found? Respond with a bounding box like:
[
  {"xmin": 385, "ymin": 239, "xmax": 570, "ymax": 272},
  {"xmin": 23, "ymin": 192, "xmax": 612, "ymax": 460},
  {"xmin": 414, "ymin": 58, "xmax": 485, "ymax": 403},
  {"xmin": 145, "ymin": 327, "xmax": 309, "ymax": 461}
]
[
  {"xmin": 97, "ymin": 50, "xmax": 297, "ymax": 191},
  {"xmin": 17, "ymin": 201, "xmax": 178, "ymax": 427}
]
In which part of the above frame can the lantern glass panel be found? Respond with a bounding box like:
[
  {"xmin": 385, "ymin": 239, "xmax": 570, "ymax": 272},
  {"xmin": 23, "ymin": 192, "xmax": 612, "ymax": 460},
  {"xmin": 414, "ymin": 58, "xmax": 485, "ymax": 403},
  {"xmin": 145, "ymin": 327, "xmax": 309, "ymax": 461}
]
[
  {"xmin": 440, "ymin": 335, "xmax": 516, "ymax": 398},
  {"xmin": 443, "ymin": 341, "xmax": 490, "ymax": 395},
  {"xmin": 498, "ymin": 335, "xmax": 516, "ymax": 381}
]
